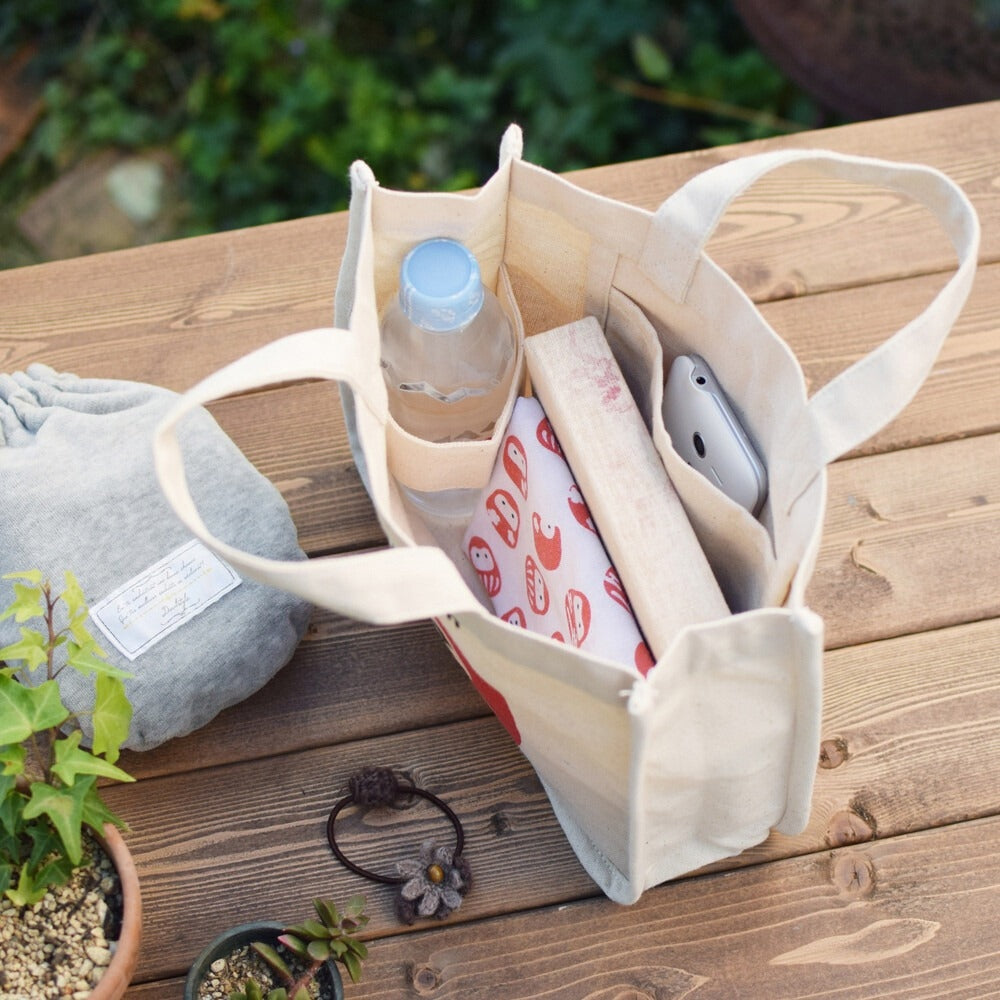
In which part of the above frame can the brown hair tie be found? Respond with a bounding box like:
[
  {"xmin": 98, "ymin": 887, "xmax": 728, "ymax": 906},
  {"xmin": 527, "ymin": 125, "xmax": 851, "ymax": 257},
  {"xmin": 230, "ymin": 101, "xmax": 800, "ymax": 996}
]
[{"xmin": 326, "ymin": 767, "xmax": 471, "ymax": 924}]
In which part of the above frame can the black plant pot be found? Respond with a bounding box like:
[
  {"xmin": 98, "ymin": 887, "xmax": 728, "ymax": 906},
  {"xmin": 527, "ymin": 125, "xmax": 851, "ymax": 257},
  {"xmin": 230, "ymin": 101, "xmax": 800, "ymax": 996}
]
[{"xmin": 184, "ymin": 921, "xmax": 345, "ymax": 1000}]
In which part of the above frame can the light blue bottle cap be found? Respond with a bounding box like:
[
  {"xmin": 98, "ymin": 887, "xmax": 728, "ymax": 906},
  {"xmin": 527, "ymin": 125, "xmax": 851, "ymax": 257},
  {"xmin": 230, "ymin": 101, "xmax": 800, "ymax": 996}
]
[{"xmin": 399, "ymin": 238, "xmax": 484, "ymax": 332}]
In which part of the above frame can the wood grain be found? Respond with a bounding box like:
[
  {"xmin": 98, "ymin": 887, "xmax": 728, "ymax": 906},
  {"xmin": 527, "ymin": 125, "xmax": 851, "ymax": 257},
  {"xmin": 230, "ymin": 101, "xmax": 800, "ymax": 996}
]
[
  {"xmin": 3, "ymin": 102, "xmax": 999, "ymax": 385},
  {"xmin": 809, "ymin": 432, "xmax": 1000, "ymax": 649},
  {"xmin": 111, "ymin": 615, "xmax": 1000, "ymax": 986},
  {"xmin": 337, "ymin": 815, "xmax": 1000, "ymax": 999},
  {"xmin": 2, "ymin": 101, "xmax": 997, "ymax": 1000},
  {"xmin": 117, "ymin": 613, "xmax": 487, "ymax": 781}
]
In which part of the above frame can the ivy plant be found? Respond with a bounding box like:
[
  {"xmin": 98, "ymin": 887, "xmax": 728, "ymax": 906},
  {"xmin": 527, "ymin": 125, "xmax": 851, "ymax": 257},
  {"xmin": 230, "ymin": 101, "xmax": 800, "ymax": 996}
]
[{"xmin": 0, "ymin": 571, "xmax": 134, "ymax": 907}]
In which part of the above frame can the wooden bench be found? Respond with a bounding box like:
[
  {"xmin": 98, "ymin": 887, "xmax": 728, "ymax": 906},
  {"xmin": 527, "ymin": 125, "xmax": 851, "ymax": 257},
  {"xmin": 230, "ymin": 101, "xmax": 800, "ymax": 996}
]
[{"xmin": 3, "ymin": 99, "xmax": 999, "ymax": 997}]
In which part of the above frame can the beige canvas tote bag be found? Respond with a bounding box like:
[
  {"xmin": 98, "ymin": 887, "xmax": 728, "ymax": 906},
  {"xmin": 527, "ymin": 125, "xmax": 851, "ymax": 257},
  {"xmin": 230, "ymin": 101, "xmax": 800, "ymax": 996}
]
[{"xmin": 155, "ymin": 127, "xmax": 979, "ymax": 903}]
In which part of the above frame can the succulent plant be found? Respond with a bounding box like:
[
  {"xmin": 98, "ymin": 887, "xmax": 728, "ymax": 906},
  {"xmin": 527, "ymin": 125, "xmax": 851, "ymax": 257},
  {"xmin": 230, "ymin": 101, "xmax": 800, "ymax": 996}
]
[{"xmin": 230, "ymin": 895, "xmax": 369, "ymax": 1000}]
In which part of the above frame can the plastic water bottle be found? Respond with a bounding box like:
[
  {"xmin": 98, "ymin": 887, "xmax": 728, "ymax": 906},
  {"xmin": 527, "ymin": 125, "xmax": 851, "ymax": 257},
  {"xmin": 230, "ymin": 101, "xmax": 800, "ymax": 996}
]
[{"xmin": 380, "ymin": 238, "xmax": 516, "ymax": 519}]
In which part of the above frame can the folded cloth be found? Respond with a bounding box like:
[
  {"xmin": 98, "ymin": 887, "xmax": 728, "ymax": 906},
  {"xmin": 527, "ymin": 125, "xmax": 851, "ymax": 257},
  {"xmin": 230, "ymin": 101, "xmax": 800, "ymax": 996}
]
[
  {"xmin": 463, "ymin": 395, "xmax": 653, "ymax": 676},
  {"xmin": 0, "ymin": 364, "xmax": 312, "ymax": 751}
]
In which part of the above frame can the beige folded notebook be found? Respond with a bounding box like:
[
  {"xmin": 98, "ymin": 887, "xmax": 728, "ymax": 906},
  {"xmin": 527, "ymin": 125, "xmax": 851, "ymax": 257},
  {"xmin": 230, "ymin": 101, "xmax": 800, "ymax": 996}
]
[{"xmin": 524, "ymin": 316, "xmax": 729, "ymax": 657}]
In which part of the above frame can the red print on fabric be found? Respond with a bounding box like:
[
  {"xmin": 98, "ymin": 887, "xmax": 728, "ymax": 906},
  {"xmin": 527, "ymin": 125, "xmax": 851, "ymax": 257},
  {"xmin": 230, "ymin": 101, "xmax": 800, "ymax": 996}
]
[
  {"xmin": 551, "ymin": 631, "xmax": 565, "ymax": 643},
  {"xmin": 501, "ymin": 607, "xmax": 527, "ymax": 628},
  {"xmin": 525, "ymin": 555, "xmax": 550, "ymax": 615},
  {"xmin": 486, "ymin": 488, "xmax": 520, "ymax": 548},
  {"xmin": 436, "ymin": 621, "xmax": 521, "ymax": 745},
  {"xmin": 503, "ymin": 434, "xmax": 528, "ymax": 498},
  {"xmin": 467, "ymin": 535, "xmax": 502, "ymax": 597},
  {"xmin": 565, "ymin": 589, "xmax": 592, "ymax": 646},
  {"xmin": 634, "ymin": 642, "xmax": 655, "ymax": 677},
  {"xmin": 567, "ymin": 484, "xmax": 596, "ymax": 534},
  {"xmin": 603, "ymin": 567, "xmax": 631, "ymax": 613},
  {"xmin": 531, "ymin": 511, "xmax": 562, "ymax": 571},
  {"xmin": 535, "ymin": 416, "xmax": 563, "ymax": 457}
]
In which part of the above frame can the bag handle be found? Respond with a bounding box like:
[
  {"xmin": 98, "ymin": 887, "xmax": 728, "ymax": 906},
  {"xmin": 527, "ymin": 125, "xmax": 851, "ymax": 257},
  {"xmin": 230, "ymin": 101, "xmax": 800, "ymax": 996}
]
[
  {"xmin": 153, "ymin": 328, "xmax": 484, "ymax": 624},
  {"xmin": 641, "ymin": 148, "xmax": 980, "ymax": 504}
]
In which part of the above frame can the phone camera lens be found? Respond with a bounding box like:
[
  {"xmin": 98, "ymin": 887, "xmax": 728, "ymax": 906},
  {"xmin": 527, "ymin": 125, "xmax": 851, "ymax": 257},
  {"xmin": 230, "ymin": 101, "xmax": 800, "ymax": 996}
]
[
  {"xmin": 693, "ymin": 432, "xmax": 706, "ymax": 458},
  {"xmin": 695, "ymin": 375, "xmax": 707, "ymax": 385}
]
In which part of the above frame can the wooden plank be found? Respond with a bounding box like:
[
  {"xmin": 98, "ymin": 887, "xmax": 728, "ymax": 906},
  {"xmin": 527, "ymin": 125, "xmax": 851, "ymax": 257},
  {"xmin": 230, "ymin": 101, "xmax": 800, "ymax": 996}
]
[
  {"xmin": 760, "ymin": 261, "xmax": 1000, "ymax": 455},
  {"xmin": 311, "ymin": 816, "xmax": 1000, "ymax": 1000},
  {"xmin": 105, "ymin": 616, "xmax": 1000, "ymax": 984},
  {"xmin": 0, "ymin": 212, "xmax": 348, "ymax": 389},
  {"xmin": 103, "ymin": 718, "xmax": 592, "ymax": 984},
  {"xmin": 725, "ymin": 616, "xmax": 1000, "ymax": 867},
  {"xmin": 572, "ymin": 101, "xmax": 1000, "ymax": 300},
  {"xmin": 117, "ymin": 613, "xmax": 487, "ymax": 781},
  {"xmin": 125, "ymin": 815, "xmax": 1000, "ymax": 999},
  {"xmin": 809, "ymin": 432, "xmax": 1000, "ymax": 649},
  {"xmin": 3, "ymin": 104, "xmax": 999, "ymax": 386},
  {"xmin": 208, "ymin": 380, "xmax": 379, "ymax": 556}
]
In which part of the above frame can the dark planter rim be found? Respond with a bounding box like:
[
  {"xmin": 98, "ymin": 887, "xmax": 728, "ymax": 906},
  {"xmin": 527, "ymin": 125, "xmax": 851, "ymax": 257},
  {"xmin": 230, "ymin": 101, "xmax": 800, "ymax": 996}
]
[{"xmin": 184, "ymin": 920, "xmax": 344, "ymax": 1000}]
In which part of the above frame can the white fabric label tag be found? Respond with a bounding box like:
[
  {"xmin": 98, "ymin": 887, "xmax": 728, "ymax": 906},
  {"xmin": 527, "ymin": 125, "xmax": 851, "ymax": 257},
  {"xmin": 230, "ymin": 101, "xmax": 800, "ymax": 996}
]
[{"xmin": 90, "ymin": 539, "xmax": 241, "ymax": 661}]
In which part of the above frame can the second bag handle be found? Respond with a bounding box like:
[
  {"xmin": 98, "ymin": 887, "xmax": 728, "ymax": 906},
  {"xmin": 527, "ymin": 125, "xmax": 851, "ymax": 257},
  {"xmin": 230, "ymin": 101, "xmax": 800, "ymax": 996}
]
[
  {"xmin": 640, "ymin": 148, "xmax": 980, "ymax": 506},
  {"xmin": 154, "ymin": 327, "xmax": 484, "ymax": 625}
]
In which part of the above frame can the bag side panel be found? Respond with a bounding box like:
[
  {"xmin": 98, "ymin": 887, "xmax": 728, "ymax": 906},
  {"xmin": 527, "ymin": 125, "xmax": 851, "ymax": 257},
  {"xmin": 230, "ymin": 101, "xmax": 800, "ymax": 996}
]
[
  {"xmin": 631, "ymin": 608, "xmax": 823, "ymax": 892},
  {"xmin": 437, "ymin": 612, "xmax": 639, "ymax": 889}
]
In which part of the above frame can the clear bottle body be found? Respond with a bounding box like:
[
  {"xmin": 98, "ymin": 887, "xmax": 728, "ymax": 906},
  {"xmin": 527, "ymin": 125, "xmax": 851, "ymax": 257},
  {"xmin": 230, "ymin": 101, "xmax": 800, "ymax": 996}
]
[
  {"xmin": 380, "ymin": 239, "xmax": 517, "ymax": 523},
  {"xmin": 380, "ymin": 291, "xmax": 515, "ymax": 443}
]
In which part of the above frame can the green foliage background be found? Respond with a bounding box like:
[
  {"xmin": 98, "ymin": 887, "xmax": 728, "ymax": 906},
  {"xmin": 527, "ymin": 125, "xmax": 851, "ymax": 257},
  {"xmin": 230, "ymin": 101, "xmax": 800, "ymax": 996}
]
[{"xmin": 1, "ymin": 0, "xmax": 826, "ymax": 248}]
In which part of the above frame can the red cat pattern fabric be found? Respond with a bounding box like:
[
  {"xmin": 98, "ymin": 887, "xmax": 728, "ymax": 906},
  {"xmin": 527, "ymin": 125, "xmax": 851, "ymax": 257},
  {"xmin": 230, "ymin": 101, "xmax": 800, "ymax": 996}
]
[{"xmin": 464, "ymin": 396, "xmax": 653, "ymax": 676}]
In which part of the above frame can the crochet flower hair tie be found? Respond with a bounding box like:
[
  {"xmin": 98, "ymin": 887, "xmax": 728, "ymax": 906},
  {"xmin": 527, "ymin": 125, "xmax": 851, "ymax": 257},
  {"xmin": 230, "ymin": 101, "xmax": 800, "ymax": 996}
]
[{"xmin": 326, "ymin": 766, "xmax": 472, "ymax": 925}]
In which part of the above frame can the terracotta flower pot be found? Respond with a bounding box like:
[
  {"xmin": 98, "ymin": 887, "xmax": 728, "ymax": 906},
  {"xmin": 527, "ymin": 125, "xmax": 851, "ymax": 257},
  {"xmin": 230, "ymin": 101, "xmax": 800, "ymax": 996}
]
[
  {"xmin": 89, "ymin": 822, "xmax": 142, "ymax": 1000},
  {"xmin": 184, "ymin": 921, "xmax": 345, "ymax": 1000}
]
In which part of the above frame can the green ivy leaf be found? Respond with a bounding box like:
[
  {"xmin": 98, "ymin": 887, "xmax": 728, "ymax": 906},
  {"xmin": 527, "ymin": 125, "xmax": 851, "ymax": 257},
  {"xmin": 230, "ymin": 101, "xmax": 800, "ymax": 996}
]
[
  {"xmin": 0, "ymin": 628, "xmax": 50, "ymax": 670},
  {"xmin": 25, "ymin": 817, "xmax": 63, "ymax": 870},
  {"xmin": 22, "ymin": 775, "xmax": 95, "ymax": 865},
  {"xmin": 0, "ymin": 773, "xmax": 22, "ymax": 838},
  {"xmin": 64, "ymin": 571, "xmax": 99, "ymax": 647},
  {"xmin": 0, "ymin": 677, "xmax": 69, "ymax": 744},
  {"xmin": 61, "ymin": 571, "xmax": 87, "ymax": 619},
  {"xmin": 6, "ymin": 860, "xmax": 50, "ymax": 907},
  {"xmin": 2, "ymin": 570, "xmax": 43, "ymax": 585},
  {"xmin": 1, "ymin": 745, "xmax": 26, "ymax": 777},
  {"xmin": 66, "ymin": 641, "xmax": 129, "ymax": 680},
  {"xmin": 91, "ymin": 673, "xmax": 133, "ymax": 764},
  {"xmin": 51, "ymin": 731, "xmax": 134, "ymax": 787},
  {"xmin": 0, "ymin": 582, "xmax": 45, "ymax": 624},
  {"xmin": 80, "ymin": 780, "xmax": 126, "ymax": 834}
]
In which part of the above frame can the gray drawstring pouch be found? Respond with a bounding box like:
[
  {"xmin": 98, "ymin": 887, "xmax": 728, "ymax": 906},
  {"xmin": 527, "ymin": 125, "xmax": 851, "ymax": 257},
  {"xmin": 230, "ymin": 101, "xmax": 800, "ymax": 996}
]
[{"xmin": 0, "ymin": 364, "xmax": 312, "ymax": 751}]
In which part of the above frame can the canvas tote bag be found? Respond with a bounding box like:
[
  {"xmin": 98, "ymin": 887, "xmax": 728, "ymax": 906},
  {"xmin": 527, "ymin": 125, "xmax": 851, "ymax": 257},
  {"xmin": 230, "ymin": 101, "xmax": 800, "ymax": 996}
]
[{"xmin": 154, "ymin": 127, "xmax": 978, "ymax": 903}]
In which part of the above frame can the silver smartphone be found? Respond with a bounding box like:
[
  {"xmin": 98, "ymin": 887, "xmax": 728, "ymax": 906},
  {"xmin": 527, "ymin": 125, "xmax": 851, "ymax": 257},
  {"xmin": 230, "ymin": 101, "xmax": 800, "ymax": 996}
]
[{"xmin": 662, "ymin": 354, "xmax": 768, "ymax": 516}]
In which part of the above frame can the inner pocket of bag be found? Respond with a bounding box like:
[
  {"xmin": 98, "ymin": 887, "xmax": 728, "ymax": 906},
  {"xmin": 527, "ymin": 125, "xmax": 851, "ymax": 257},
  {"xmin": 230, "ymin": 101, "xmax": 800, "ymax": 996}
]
[
  {"xmin": 384, "ymin": 264, "xmax": 526, "ymax": 547},
  {"xmin": 604, "ymin": 289, "xmax": 775, "ymax": 613}
]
